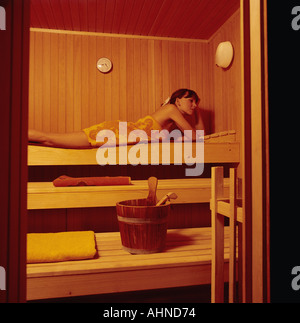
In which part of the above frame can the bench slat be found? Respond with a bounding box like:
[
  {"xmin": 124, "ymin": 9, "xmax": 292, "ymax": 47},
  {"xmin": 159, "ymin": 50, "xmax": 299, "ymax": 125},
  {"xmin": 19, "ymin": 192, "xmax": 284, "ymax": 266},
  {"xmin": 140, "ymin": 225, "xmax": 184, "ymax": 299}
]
[
  {"xmin": 28, "ymin": 178, "xmax": 230, "ymax": 209},
  {"xmin": 28, "ymin": 141, "xmax": 240, "ymax": 165}
]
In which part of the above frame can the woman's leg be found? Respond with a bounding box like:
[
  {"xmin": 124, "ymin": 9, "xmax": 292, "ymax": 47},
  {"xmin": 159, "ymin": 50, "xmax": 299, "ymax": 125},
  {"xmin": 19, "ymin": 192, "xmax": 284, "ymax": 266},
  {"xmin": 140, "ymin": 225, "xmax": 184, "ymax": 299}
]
[{"xmin": 28, "ymin": 129, "xmax": 91, "ymax": 148}]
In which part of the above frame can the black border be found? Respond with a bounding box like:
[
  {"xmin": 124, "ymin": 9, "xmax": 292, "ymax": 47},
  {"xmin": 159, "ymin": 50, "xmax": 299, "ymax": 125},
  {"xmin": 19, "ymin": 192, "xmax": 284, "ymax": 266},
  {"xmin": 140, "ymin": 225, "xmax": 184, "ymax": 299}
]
[{"xmin": 268, "ymin": 0, "xmax": 300, "ymax": 303}]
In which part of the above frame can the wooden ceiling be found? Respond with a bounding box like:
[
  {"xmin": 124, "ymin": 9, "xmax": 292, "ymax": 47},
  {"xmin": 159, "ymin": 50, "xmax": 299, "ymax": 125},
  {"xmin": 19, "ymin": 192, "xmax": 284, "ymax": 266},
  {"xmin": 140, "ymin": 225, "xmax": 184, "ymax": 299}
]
[{"xmin": 30, "ymin": 0, "xmax": 240, "ymax": 40}]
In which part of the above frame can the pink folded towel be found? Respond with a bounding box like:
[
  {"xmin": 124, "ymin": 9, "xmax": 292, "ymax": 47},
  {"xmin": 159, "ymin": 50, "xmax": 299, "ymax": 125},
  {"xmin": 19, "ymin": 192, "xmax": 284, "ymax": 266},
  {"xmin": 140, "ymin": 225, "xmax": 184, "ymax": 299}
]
[{"xmin": 53, "ymin": 175, "xmax": 131, "ymax": 187}]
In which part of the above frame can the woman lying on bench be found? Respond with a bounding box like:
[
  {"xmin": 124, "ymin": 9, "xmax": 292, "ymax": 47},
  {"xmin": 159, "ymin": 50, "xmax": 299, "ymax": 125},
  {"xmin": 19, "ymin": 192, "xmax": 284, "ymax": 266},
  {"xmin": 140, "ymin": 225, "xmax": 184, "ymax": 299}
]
[{"xmin": 28, "ymin": 89, "xmax": 205, "ymax": 149}]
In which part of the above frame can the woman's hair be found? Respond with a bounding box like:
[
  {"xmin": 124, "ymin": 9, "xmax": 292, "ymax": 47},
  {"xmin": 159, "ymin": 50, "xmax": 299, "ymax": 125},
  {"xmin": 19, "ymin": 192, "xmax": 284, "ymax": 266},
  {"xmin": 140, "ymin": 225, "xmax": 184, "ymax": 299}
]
[{"xmin": 162, "ymin": 89, "xmax": 200, "ymax": 106}]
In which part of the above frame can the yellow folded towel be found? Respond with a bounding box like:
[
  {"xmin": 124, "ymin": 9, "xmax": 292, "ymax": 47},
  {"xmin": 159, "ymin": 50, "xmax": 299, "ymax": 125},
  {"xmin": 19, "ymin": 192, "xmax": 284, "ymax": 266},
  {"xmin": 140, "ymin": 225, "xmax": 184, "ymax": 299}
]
[{"xmin": 27, "ymin": 231, "xmax": 97, "ymax": 263}]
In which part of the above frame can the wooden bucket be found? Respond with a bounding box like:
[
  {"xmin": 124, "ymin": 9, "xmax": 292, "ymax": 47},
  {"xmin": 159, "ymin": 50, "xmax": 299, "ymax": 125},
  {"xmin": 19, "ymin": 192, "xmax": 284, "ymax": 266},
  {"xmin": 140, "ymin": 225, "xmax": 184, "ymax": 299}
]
[{"xmin": 116, "ymin": 198, "xmax": 170, "ymax": 254}]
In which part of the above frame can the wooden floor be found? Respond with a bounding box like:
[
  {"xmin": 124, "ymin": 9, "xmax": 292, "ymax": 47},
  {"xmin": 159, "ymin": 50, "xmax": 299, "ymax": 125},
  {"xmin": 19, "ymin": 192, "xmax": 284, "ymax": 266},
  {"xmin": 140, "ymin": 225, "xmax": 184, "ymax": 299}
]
[{"xmin": 27, "ymin": 227, "xmax": 230, "ymax": 301}]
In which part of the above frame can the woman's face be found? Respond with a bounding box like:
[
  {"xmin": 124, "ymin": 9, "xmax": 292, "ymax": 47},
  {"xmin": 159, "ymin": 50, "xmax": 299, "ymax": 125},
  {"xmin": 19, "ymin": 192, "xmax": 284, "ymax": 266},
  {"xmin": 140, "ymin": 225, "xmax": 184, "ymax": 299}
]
[{"xmin": 176, "ymin": 96, "xmax": 198, "ymax": 115}]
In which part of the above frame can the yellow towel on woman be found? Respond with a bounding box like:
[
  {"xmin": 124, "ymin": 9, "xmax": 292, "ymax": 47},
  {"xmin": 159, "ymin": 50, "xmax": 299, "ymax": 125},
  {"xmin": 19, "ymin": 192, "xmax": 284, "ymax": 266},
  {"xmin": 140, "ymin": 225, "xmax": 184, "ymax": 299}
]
[
  {"xmin": 27, "ymin": 231, "xmax": 97, "ymax": 263},
  {"xmin": 83, "ymin": 115, "xmax": 162, "ymax": 147}
]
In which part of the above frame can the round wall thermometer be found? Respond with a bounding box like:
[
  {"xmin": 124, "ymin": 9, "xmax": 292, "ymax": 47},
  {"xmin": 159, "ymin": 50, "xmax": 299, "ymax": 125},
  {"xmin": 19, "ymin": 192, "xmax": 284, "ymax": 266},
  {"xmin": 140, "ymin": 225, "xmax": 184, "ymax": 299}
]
[{"xmin": 97, "ymin": 57, "xmax": 113, "ymax": 73}]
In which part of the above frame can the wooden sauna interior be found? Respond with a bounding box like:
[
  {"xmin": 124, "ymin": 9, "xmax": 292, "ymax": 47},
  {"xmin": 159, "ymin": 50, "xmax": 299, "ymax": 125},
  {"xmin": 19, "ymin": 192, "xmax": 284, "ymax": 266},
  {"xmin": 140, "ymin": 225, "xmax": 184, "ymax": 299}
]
[
  {"xmin": 28, "ymin": 0, "xmax": 241, "ymax": 234},
  {"xmin": 0, "ymin": 0, "xmax": 270, "ymax": 304}
]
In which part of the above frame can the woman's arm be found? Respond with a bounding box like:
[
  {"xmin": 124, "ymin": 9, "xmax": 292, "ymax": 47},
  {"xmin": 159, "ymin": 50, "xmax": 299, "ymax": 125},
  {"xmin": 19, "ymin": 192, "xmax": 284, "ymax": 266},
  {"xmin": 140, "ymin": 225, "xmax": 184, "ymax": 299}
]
[
  {"xmin": 165, "ymin": 105, "xmax": 198, "ymax": 140},
  {"xmin": 194, "ymin": 107, "xmax": 205, "ymax": 133}
]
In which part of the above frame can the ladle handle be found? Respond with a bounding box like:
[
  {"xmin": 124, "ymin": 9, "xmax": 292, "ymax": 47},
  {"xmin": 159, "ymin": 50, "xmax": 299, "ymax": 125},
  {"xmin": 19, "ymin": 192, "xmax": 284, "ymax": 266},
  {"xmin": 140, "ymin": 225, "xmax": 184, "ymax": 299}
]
[
  {"xmin": 147, "ymin": 177, "xmax": 158, "ymax": 205},
  {"xmin": 156, "ymin": 192, "xmax": 178, "ymax": 206}
]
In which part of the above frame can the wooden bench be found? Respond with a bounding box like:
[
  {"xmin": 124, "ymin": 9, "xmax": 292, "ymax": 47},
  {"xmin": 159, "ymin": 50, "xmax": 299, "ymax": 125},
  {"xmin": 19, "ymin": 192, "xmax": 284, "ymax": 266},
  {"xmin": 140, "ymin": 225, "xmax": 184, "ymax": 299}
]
[
  {"xmin": 28, "ymin": 178, "xmax": 230, "ymax": 209},
  {"xmin": 28, "ymin": 131, "xmax": 239, "ymax": 166},
  {"xmin": 26, "ymin": 131, "xmax": 240, "ymax": 301},
  {"xmin": 210, "ymin": 167, "xmax": 243, "ymax": 303},
  {"xmin": 27, "ymin": 227, "xmax": 231, "ymax": 301},
  {"xmin": 27, "ymin": 131, "xmax": 239, "ymax": 209}
]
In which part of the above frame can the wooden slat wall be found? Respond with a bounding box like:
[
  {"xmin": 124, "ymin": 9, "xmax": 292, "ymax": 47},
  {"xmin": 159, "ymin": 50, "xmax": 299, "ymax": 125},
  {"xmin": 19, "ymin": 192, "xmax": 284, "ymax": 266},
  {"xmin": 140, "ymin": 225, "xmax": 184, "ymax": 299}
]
[
  {"xmin": 27, "ymin": 10, "xmax": 241, "ymax": 233},
  {"xmin": 28, "ymin": 204, "xmax": 212, "ymax": 234},
  {"xmin": 29, "ymin": 31, "xmax": 211, "ymax": 133},
  {"xmin": 208, "ymin": 10, "xmax": 241, "ymax": 138},
  {"xmin": 29, "ymin": 9, "xmax": 240, "ymax": 136}
]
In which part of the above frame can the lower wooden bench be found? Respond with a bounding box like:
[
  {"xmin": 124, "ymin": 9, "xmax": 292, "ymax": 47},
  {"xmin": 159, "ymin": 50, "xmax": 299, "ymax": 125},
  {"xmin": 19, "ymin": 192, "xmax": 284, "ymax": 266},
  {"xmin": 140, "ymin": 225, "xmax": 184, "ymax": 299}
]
[{"xmin": 27, "ymin": 227, "xmax": 230, "ymax": 301}]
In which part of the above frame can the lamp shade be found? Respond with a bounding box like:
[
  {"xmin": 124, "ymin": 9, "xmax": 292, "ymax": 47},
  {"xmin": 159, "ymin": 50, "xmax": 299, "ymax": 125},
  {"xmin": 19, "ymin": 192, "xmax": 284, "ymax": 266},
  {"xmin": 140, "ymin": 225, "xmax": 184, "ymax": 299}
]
[{"xmin": 215, "ymin": 41, "xmax": 234, "ymax": 68}]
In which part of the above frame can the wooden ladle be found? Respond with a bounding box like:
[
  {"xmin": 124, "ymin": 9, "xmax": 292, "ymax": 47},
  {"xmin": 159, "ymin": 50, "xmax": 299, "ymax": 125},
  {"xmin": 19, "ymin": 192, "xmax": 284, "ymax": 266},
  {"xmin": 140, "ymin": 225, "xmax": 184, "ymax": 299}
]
[
  {"xmin": 156, "ymin": 192, "xmax": 178, "ymax": 206},
  {"xmin": 146, "ymin": 177, "xmax": 158, "ymax": 205}
]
